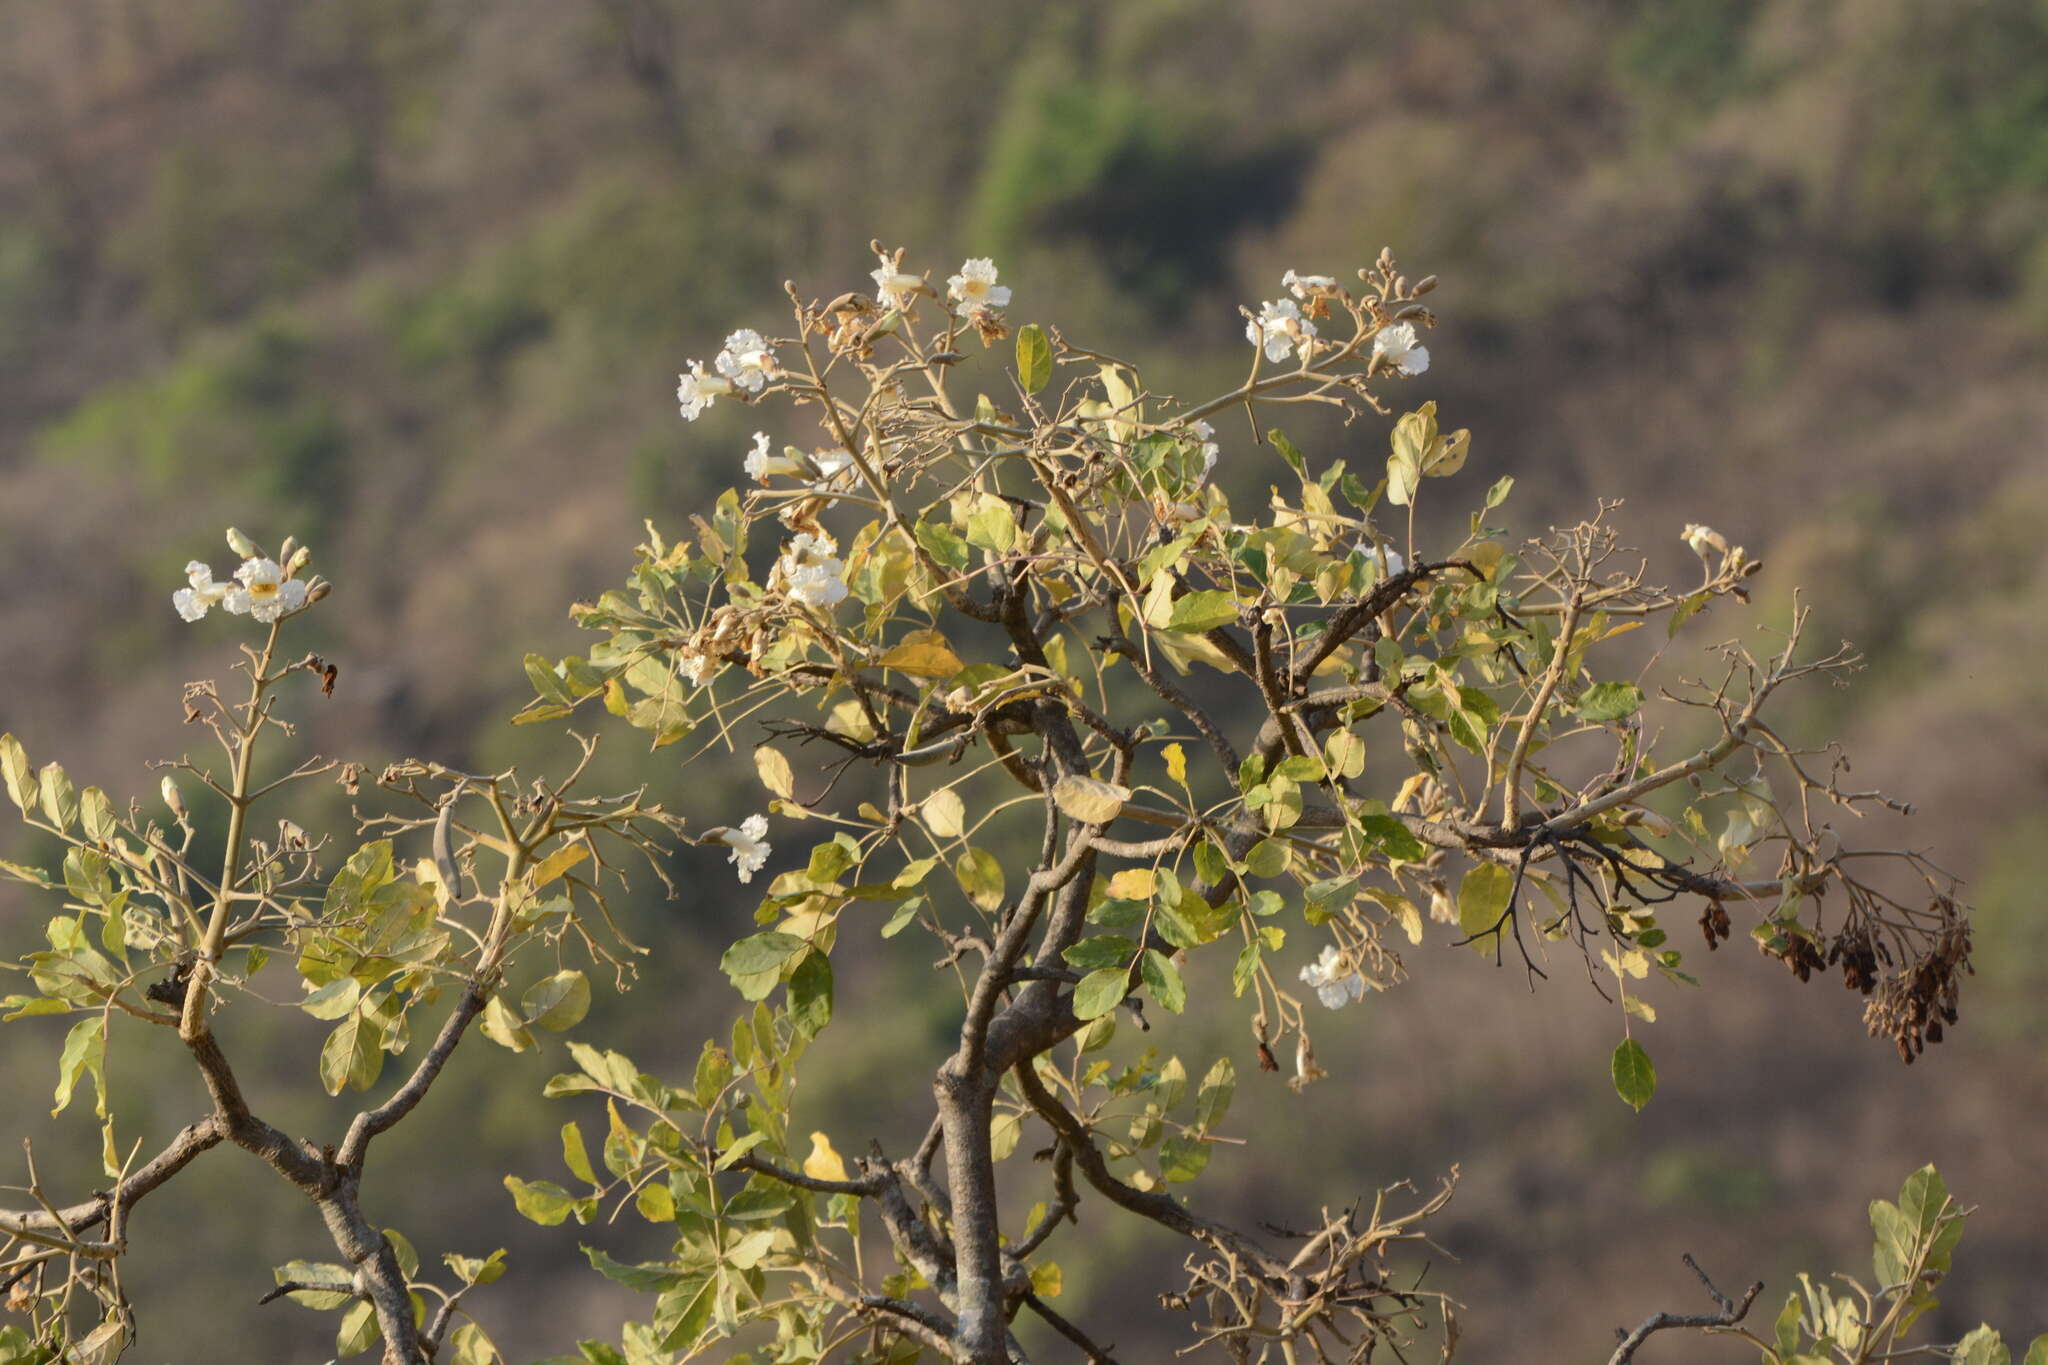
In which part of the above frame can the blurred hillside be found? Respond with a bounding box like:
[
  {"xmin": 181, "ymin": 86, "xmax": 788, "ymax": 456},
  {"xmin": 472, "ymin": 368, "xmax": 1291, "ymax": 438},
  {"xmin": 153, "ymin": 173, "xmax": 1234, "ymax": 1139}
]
[{"xmin": 2, "ymin": 0, "xmax": 2047, "ymax": 1360}]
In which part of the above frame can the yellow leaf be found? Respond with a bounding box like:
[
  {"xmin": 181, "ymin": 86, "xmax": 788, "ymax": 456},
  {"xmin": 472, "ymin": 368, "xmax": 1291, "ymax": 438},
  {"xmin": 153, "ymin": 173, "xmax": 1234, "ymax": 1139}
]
[
  {"xmin": 877, "ymin": 632, "xmax": 965, "ymax": 678},
  {"xmin": 803, "ymin": 1131, "xmax": 849, "ymax": 1183},
  {"xmin": 529, "ymin": 840, "xmax": 589, "ymax": 889},
  {"xmin": 1107, "ymin": 868, "xmax": 1157, "ymax": 899},
  {"xmin": 923, "ymin": 789, "xmax": 966, "ymax": 839},
  {"xmin": 754, "ymin": 746, "xmax": 795, "ymax": 799},
  {"xmin": 1052, "ymin": 775, "xmax": 1130, "ymax": 824},
  {"xmin": 1162, "ymin": 743, "xmax": 1187, "ymax": 787}
]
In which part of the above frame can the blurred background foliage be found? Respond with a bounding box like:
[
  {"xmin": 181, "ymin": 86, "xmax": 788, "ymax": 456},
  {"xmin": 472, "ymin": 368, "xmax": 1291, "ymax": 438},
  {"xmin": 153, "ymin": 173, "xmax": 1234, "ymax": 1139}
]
[{"xmin": 1, "ymin": 0, "xmax": 2045, "ymax": 1359}]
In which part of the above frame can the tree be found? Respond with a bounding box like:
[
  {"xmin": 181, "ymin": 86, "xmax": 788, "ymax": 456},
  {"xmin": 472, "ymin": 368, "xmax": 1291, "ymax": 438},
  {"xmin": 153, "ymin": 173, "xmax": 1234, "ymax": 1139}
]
[{"xmin": 0, "ymin": 246, "xmax": 2019, "ymax": 1364}]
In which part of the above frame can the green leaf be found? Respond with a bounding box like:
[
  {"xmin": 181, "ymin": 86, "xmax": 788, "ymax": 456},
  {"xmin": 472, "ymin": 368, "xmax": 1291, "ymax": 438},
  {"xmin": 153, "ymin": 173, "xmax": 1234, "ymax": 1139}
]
[
  {"xmin": 720, "ymin": 932, "xmax": 808, "ymax": 981},
  {"xmin": 1484, "ymin": 475, "xmax": 1515, "ymax": 509},
  {"xmin": 1268, "ymin": 429, "xmax": 1306, "ymax": 476},
  {"xmin": 1774, "ymin": 1290, "xmax": 1802, "ymax": 1356},
  {"xmin": 561, "ymin": 1122, "xmax": 597, "ymax": 1187},
  {"xmin": 51, "ymin": 1016, "xmax": 106, "ymax": 1118},
  {"xmin": 0, "ymin": 734, "xmax": 35, "ymax": 811},
  {"xmin": 787, "ymin": 951, "xmax": 833, "ymax": 1040},
  {"xmin": 1457, "ymin": 863, "xmax": 1514, "ymax": 948},
  {"xmin": 1165, "ymin": 591, "xmax": 1239, "ymax": 634},
  {"xmin": 1956, "ymin": 1326, "xmax": 2011, "ymax": 1365},
  {"xmin": 320, "ymin": 1009, "xmax": 386, "ymax": 1094},
  {"xmin": 1072, "ymin": 968, "xmax": 1130, "ymax": 1021},
  {"xmin": 448, "ymin": 1321, "xmax": 503, "ymax": 1365},
  {"xmin": 1016, "ymin": 324, "xmax": 1052, "ymax": 394},
  {"xmin": 79, "ymin": 787, "xmax": 115, "ymax": 843},
  {"xmin": 523, "ymin": 970, "xmax": 591, "ymax": 1032},
  {"xmin": 2019, "ymin": 1335, "xmax": 2048, "ymax": 1365},
  {"xmin": 335, "ymin": 1299, "xmax": 379, "ymax": 1358},
  {"xmin": 953, "ymin": 847, "xmax": 1006, "ymax": 912},
  {"xmin": 477, "ymin": 995, "xmax": 535, "ymax": 1053},
  {"xmin": 37, "ymin": 763, "xmax": 76, "ymax": 833},
  {"xmin": 1242, "ymin": 838, "xmax": 1289, "ymax": 879},
  {"xmin": 1160, "ymin": 1135, "xmax": 1211, "ymax": 1183},
  {"xmin": 504, "ymin": 1176, "xmax": 579, "ymax": 1226},
  {"xmin": 1611, "ymin": 1038, "xmax": 1656, "ymax": 1111},
  {"xmin": 1578, "ymin": 681, "xmax": 1645, "ymax": 723},
  {"xmin": 383, "ymin": 1227, "xmax": 419, "ymax": 1278},
  {"xmin": 1063, "ymin": 936, "xmax": 1139, "ymax": 971},
  {"xmin": 299, "ymin": 978, "xmax": 361, "ymax": 1021},
  {"xmin": 1195, "ymin": 1057, "xmax": 1236, "ymax": 1133},
  {"xmin": 274, "ymin": 1259, "xmax": 355, "ymax": 1310},
  {"xmin": 1141, "ymin": 949, "xmax": 1186, "ymax": 1014}
]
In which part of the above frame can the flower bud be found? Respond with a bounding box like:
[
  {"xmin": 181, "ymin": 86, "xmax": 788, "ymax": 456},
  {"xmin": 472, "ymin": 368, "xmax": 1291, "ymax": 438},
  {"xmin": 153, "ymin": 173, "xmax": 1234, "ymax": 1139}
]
[
  {"xmin": 283, "ymin": 545, "xmax": 312, "ymax": 578},
  {"xmin": 305, "ymin": 579, "xmax": 332, "ymax": 605},
  {"xmin": 225, "ymin": 527, "xmax": 258, "ymax": 557},
  {"xmin": 160, "ymin": 776, "xmax": 187, "ymax": 821},
  {"xmin": 1412, "ymin": 275, "xmax": 1438, "ymax": 297}
]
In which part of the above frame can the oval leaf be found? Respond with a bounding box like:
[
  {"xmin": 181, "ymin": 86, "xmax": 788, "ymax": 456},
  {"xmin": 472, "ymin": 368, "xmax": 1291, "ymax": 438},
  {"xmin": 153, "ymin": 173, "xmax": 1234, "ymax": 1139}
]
[{"xmin": 1611, "ymin": 1038, "xmax": 1656, "ymax": 1111}]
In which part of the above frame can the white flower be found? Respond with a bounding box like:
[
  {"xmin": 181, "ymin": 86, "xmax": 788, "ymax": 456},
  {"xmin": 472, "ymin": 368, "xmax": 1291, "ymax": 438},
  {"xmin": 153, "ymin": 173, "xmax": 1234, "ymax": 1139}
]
[
  {"xmin": 809, "ymin": 448, "xmax": 856, "ymax": 497},
  {"xmin": 871, "ymin": 252, "xmax": 926, "ymax": 311},
  {"xmin": 946, "ymin": 258, "xmax": 1011, "ymax": 316},
  {"xmin": 1371, "ymin": 322, "xmax": 1430, "ymax": 376},
  {"xmin": 1282, "ymin": 269, "xmax": 1337, "ymax": 299},
  {"xmin": 676, "ymin": 361, "xmax": 733, "ymax": 420},
  {"xmin": 745, "ymin": 432, "xmax": 808, "ymax": 483},
  {"xmin": 1682, "ymin": 523, "xmax": 1729, "ymax": 558},
  {"xmin": 1246, "ymin": 299, "xmax": 1316, "ymax": 363},
  {"xmin": 223, "ymin": 557, "xmax": 308, "ymax": 624},
  {"xmin": 172, "ymin": 560, "xmax": 231, "ymax": 622},
  {"xmin": 1299, "ymin": 944, "xmax": 1369, "ymax": 1010},
  {"xmin": 679, "ymin": 647, "xmax": 714, "ymax": 689},
  {"xmin": 1190, "ymin": 419, "xmax": 1220, "ymax": 484},
  {"xmin": 718, "ymin": 813, "xmax": 771, "ymax": 883},
  {"xmin": 715, "ymin": 329, "xmax": 778, "ymax": 394},
  {"xmin": 1356, "ymin": 539, "xmax": 1406, "ymax": 578},
  {"xmin": 780, "ymin": 531, "xmax": 848, "ymax": 609}
]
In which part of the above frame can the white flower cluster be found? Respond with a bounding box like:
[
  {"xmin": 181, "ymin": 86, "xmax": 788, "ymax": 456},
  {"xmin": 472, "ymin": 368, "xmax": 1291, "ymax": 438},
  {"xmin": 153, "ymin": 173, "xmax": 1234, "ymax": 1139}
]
[
  {"xmin": 778, "ymin": 531, "xmax": 848, "ymax": 609},
  {"xmin": 1682, "ymin": 523, "xmax": 1730, "ymax": 558},
  {"xmin": 716, "ymin": 814, "xmax": 771, "ymax": 883},
  {"xmin": 1300, "ymin": 944, "xmax": 1369, "ymax": 1010},
  {"xmin": 173, "ymin": 530, "xmax": 314, "ymax": 625},
  {"xmin": 1246, "ymin": 297, "xmax": 1316, "ymax": 363},
  {"xmin": 676, "ymin": 328, "xmax": 782, "ymax": 421}
]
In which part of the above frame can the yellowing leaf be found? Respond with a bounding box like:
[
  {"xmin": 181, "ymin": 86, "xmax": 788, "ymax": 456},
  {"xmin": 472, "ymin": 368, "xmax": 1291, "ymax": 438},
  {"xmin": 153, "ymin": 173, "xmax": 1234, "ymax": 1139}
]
[
  {"xmin": 754, "ymin": 746, "xmax": 795, "ymax": 799},
  {"xmin": 529, "ymin": 840, "xmax": 589, "ymax": 890},
  {"xmin": 878, "ymin": 632, "xmax": 965, "ymax": 678},
  {"xmin": 923, "ymin": 788, "xmax": 966, "ymax": 839},
  {"xmin": 803, "ymin": 1131, "xmax": 849, "ymax": 1183},
  {"xmin": 1107, "ymin": 868, "xmax": 1157, "ymax": 899},
  {"xmin": 1052, "ymin": 774, "xmax": 1131, "ymax": 824},
  {"xmin": 1162, "ymin": 742, "xmax": 1187, "ymax": 786}
]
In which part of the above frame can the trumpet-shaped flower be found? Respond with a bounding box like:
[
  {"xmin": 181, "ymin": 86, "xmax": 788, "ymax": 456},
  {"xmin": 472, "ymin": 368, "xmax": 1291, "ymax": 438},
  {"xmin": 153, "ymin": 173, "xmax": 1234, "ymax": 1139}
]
[
  {"xmin": 745, "ymin": 432, "xmax": 808, "ymax": 483},
  {"xmin": 1371, "ymin": 322, "xmax": 1430, "ymax": 376},
  {"xmin": 223, "ymin": 557, "xmax": 308, "ymax": 623},
  {"xmin": 676, "ymin": 361, "xmax": 732, "ymax": 420},
  {"xmin": 1682, "ymin": 523, "xmax": 1729, "ymax": 557},
  {"xmin": 1246, "ymin": 299, "xmax": 1316, "ymax": 363},
  {"xmin": 946, "ymin": 258, "xmax": 1011, "ymax": 316},
  {"xmin": 780, "ymin": 532, "xmax": 848, "ymax": 609},
  {"xmin": 172, "ymin": 561, "xmax": 231, "ymax": 622},
  {"xmin": 1300, "ymin": 944, "xmax": 1369, "ymax": 1010},
  {"xmin": 1282, "ymin": 270, "xmax": 1337, "ymax": 299},
  {"xmin": 715, "ymin": 329, "xmax": 778, "ymax": 393},
  {"xmin": 717, "ymin": 814, "xmax": 771, "ymax": 883},
  {"xmin": 871, "ymin": 251, "xmax": 925, "ymax": 311}
]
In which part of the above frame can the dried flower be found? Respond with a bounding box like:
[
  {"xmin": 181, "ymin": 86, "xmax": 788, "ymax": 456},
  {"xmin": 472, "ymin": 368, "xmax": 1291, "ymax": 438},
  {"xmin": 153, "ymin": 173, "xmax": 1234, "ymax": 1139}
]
[{"xmin": 1282, "ymin": 270, "xmax": 1337, "ymax": 299}]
